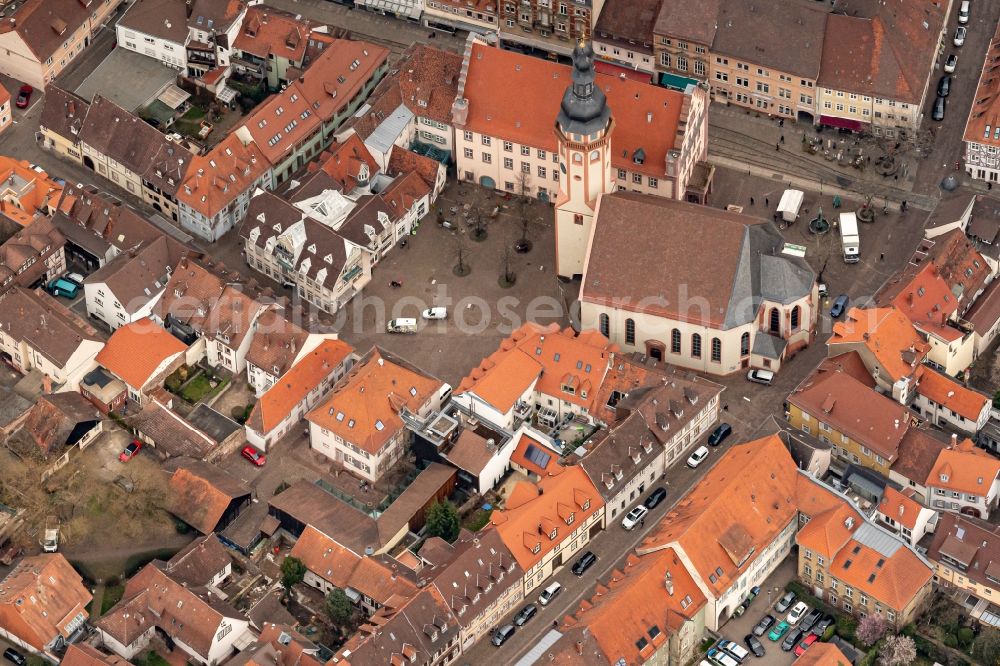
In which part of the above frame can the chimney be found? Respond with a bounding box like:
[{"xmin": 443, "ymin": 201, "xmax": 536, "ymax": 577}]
[
  {"xmin": 42, "ymin": 374, "xmax": 52, "ymax": 394},
  {"xmin": 894, "ymin": 419, "xmax": 899, "ymax": 430},
  {"xmin": 664, "ymin": 570, "xmax": 674, "ymax": 596},
  {"xmin": 575, "ymin": 641, "xmax": 584, "ymax": 655},
  {"xmin": 951, "ymin": 433, "xmax": 958, "ymax": 447}
]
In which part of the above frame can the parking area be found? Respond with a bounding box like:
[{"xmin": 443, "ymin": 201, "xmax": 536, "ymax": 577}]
[
  {"xmin": 710, "ymin": 558, "xmax": 832, "ymax": 666},
  {"xmin": 74, "ymin": 47, "xmax": 178, "ymax": 113}
]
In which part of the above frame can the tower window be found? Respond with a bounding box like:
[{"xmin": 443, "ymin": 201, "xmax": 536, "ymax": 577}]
[
  {"xmin": 572, "ymin": 152, "xmax": 583, "ymax": 164},
  {"xmin": 574, "ymin": 214, "xmax": 584, "ymax": 225}
]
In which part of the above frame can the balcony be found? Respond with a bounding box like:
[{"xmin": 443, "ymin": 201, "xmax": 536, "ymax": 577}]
[
  {"xmin": 341, "ymin": 265, "xmax": 363, "ymax": 283},
  {"xmin": 513, "ymin": 400, "xmax": 532, "ymax": 427}
]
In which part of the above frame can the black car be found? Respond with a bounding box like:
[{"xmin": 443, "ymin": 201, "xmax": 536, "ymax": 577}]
[
  {"xmin": 799, "ymin": 608, "xmax": 823, "ymax": 634},
  {"xmin": 829, "ymin": 294, "xmax": 849, "ymax": 319},
  {"xmin": 572, "ymin": 550, "xmax": 597, "ymax": 576},
  {"xmin": 752, "ymin": 614, "xmax": 775, "ymax": 636},
  {"xmin": 744, "ymin": 634, "xmax": 766, "ymax": 658},
  {"xmin": 812, "ymin": 613, "xmax": 835, "ymax": 636},
  {"xmin": 644, "ymin": 487, "xmax": 667, "ymax": 510},
  {"xmin": 2, "ymin": 649, "xmax": 25, "ymax": 666},
  {"xmin": 491, "ymin": 624, "xmax": 516, "ymax": 647},
  {"xmin": 707, "ymin": 423, "xmax": 733, "ymax": 447},
  {"xmin": 937, "ymin": 75, "xmax": 952, "ymax": 97},
  {"xmin": 932, "ymin": 95, "xmax": 946, "ymax": 121},
  {"xmin": 781, "ymin": 627, "xmax": 804, "ymax": 652},
  {"xmin": 514, "ymin": 603, "xmax": 538, "ymax": 626}
]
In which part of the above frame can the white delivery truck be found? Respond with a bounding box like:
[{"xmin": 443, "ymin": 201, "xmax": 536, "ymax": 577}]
[
  {"xmin": 839, "ymin": 212, "xmax": 860, "ymax": 263},
  {"xmin": 386, "ymin": 318, "xmax": 417, "ymax": 334},
  {"xmin": 777, "ymin": 189, "xmax": 805, "ymax": 223}
]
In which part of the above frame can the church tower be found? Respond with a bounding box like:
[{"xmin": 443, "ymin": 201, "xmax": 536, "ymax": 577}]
[{"xmin": 554, "ymin": 40, "xmax": 615, "ymax": 280}]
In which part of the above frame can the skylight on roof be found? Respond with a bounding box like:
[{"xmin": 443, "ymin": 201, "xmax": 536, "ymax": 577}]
[
  {"xmin": 554, "ymin": 353, "xmax": 561, "ymax": 362},
  {"xmin": 348, "ymin": 419, "xmax": 355, "ymax": 428},
  {"xmin": 336, "ymin": 412, "xmax": 344, "ymax": 421},
  {"xmin": 375, "ymin": 420, "xmax": 385, "ymax": 431},
  {"xmin": 409, "ymin": 386, "xmax": 417, "ymax": 397}
]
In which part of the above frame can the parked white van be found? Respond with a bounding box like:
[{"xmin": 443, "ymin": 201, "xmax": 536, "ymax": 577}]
[
  {"xmin": 959, "ymin": 1, "xmax": 970, "ymax": 24},
  {"xmin": 386, "ymin": 318, "xmax": 417, "ymax": 333}
]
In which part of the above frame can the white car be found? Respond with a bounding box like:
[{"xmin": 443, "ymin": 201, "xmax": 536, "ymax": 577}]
[
  {"xmin": 686, "ymin": 445, "xmax": 710, "ymax": 468},
  {"xmin": 621, "ymin": 505, "xmax": 649, "ymax": 530},
  {"xmin": 954, "ymin": 26, "xmax": 967, "ymax": 47},
  {"xmin": 944, "ymin": 53, "xmax": 958, "ymax": 73},
  {"xmin": 421, "ymin": 307, "xmax": 448, "ymax": 320},
  {"xmin": 787, "ymin": 601, "xmax": 809, "ymax": 625},
  {"xmin": 64, "ymin": 272, "xmax": 85, "ymax": 285}
]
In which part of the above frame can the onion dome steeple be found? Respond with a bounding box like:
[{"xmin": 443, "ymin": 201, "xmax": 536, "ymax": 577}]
[{"xmin": 556, "ymin": 40, "xmax": 611, "ymax": 136}]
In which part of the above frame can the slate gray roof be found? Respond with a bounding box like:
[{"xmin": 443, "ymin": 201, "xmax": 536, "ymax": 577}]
[
  {"xmin": 38, "ymin": 86, "xmax": 89, "ymax": 143},
  {"xmin": 713, "ymin": 0, "xmax": 826, "ymax": 80},
  {"xmin": 118, "ymin": 0, "xmax": 189, "ymax": 43},
  {"xmin": 0, "ymin": 287, "xmax": 101, "ymax": 367},
  {"xmin": 751, "ymin": 331, "xmax": 787, "ymax": 359},
  {"xmin": 583, "ymin": 192, "xmax": 814, "ymax": 330},
  {"xmin": 337, "ymin": 194, "xmax": 395, "ymax": 249},
  {"xmin": 653, "ymin": 0, "xmax": 721, "ymax": 44},
  {"xmin": 758, "ymin": 253, "xmax": 815, "ymax": 305}
]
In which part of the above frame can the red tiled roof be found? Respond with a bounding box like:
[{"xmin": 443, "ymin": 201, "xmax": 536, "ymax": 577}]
[
  {"xmin": 927, "ymin": 437, "xmax": 1000, "ymax": 495},
  {"xmin": 878, "ymin": 487, "xmax": 924, "ymax": 531},
  {"xmin": 247, "ymin": 339, "xmax": 353, "ymax": 435},
  {"xmin": 828, "ymin": 307, "xmax": 928, "ymax": 383},
  {"xmin": 460, "ymin": 41, "xmax": 685, "ymax": 178},
  {"xmin": 490, "ymin": 466, "xmax": 604, "ymax": 570},
  {"xmin": 915, "ymin": 366, "xmax": 989, "ymax": 422},
  {"xmin": 0, "ymin": 555, "xmax": 91, "ymax": 652},
  {"xmin": 316, "ymin": 134, "xmax": 379, "ymax": 192},
  {"xmin": 96, "ymin": 318, "xmax": 187, "ymax": 390},
  {"xmin": 176, "ymin": 133, "xmax": 270, "ymax": 218}
]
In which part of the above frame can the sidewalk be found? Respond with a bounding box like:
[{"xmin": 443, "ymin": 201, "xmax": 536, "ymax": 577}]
[{"xmin": 708, "ymin": 104, "xmax": 936, "ymax": 210}]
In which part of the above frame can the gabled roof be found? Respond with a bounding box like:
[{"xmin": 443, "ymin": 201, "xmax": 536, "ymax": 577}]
[
  {"xmin": 967, "ymin": 280, "xmax": 1000, "ymax": 336},
  {"xmin": 79, "ymin": 96, "xmax": 173, "ymax": 177},
  {"xmin": 965, "ymin": 21, "xmax": 1000, "ymax": 148},
  {"xmin": 295, "ymin": 39, "xmax": 389, "ymax": 123},
  {"xmin": 96, "ymin": 318, "xmax": 187, "ymax": 390},
  {"xmin": 456, "ymin": 322, "xmax": 614, "ymax": 414},
  {"xmin": 118, "ymin": 0, "xmax": 188, "ymax": 43},
  {"xmin": 268, "ymin": 481, "xmax": 380, "ymax": 555},
  {"xmin": 316, "ymin": 134, "xmax": 379, "ymax": 192},
  {"xmin": 20, "ymin": 392, "xmax": 101, "ymax": 456},
  {"xmin": 713, "ymin": 0, "xmax": 826, "ymax": 79},
  {"xmin": 797, "ymin": 503, "xmax": 861, "ymax": 559},
  {"xmin": 232, "ymin": 623, "xmax": 325, "ymax": 666},
  {"xmin": 927, "ymin": 512, "xmax": 1000, "ymax": 590},
  {"xmin": 460, "ymin": 40, "xmax": 686, "ymax": 179},
  {"xmin": 828, "ymin": 531, "xmax": 931, "ymax": 612},
  {"xmin": 0, "ymin": 216, "xmax": 64, "ymax": 288},
  {"xmin": 244, "ymin": 309, "xmax": 310, "ymax": 377},
  {"xmin": 890, "ymin": 427, "xmax": 948, "ymax": 486},
  {"xmin": 158, "ymin": 533, "xmax": 231, "ymax": 588},
  {"xmin": 877, "ymin": 486, "xmax": 924, "ymax": 531},
  {"xmin": 0, "ymin": 0, "xmax": 114, "ymax": 62},
  {"xmin": 927, "ymin": 436, "xmax": 1000, "ymax": 495},
  {"xmin": 637, "ymin": 435, "xmax": 799, "ymax": 596},
  {"xmin": 0, "ymin": 554, "xmax": 91, "ymax": 652},
  {"xmin": 787, "ymin": 363, "xmax": 910, "ymax": 460},
  {"xmin": 247, "ymin": 338, "xmax": 354, "ymax": 435},
  {"xmin": 818, "ymin": 0, "xmax": 945, "ymax": 103},
  {"xmin": 489, "ymin": 465, "xmax": 604, "ymax": 570},
  {"xmin": 177, "ymin": 133, "xmax": 270, "ymax": 219},
  {"xmin": 425, "ymin": 529, "xmax": 523, "ymax": 626},
  {"xmin": 387, "ymin": 145, "xmax": 442, "ymax": 190},
  {"xmin": 38, "ymin": 86, "xmax": 89, "ymax": 144},
  {"xmin": 915, "ymin": 366, "xmax": 990, "ymax": 422},
  {"xmin": 233, "ymin": 5, "xmax": 319, "ymax": 62},
  {"xmin": 793, "ymin": 641, "xmax": 854, "ymax": 666},
  {"xmin": 61, "ymin": 643, "xmax": 133, "ymax": 666},
  {"xmin": 583, "ymin": 192, "xmax": 813, "ymax": 328},
  {"xmin": 306, "ymin": 347, "xmax": 445, "ymax": 455},
  {"xmin": 83, "ymin": 235, "xmax": 188, "ymax": 315},
  {"xmin": 187, "ymin": 0, "xmax": 245, "ymax": 32},
  {"xmin": 165, "ymin": 459, "xmax": 252, "ymax": 534},
  {"xmin": 0, "ymin": 287, "xmax": 101, "ymax": 368},
  {"xmin": 828, "ymin": 306, "xmax": 928, "ymax": 382},
  {"xmin": 53, "ymin": 185, "xmax": 165, "ymax": 257},
  {"xmin": 98, "ymin": 563, "xmax": 243, "ymax": 659},
  {"xmin": 562, "ymin": 546, "xmax": 706, "ymax": 664},
  {"xmin": 289, "ymin": 526, "xmax": 418, "ymax": 606}
]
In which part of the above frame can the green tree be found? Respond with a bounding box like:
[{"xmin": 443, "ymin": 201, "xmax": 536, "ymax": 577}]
[
  {"xmin": 425, "ymin": 500, "xmax": 460, "ymax": 542},
  {"xmin": 280, "ymin": 556, "xmax": 306, "ymax": 594},
  {"xmin": 973, "ymin": 627, "xmax": 1000, "ymax": 665},
  {"xmin": 325, "ymin": 588, "xmax": 354, "ymax": 628}
]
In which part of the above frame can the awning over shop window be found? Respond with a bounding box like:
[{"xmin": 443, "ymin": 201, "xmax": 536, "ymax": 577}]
[
  {"xmin": 819, "ymin": 115, "xmax": 864, "ymax": 132},
  {"xmin": 659, "ymin": 72, "xmax": 700, "ymax": 91}
]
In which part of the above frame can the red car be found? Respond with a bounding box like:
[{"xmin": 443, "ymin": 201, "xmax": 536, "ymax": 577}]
[
  {"xmin": 15, "ymin": 85, "xmax": 32, "ymax": 109},
  {"xmin": 241, "ymin": 445, "xmax": 266, "ymax": 466},
  {"xmin": 794, "ymin": 633, "xmax": 819, "ymax": 657},
  {"xmin": 119, "ymin": 439, "xmax": 142, "ymax": 462}
]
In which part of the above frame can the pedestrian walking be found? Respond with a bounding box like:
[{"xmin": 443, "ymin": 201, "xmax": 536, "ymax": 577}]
[
  {"xmin": 900, "ymin": 200, "xmax": 907, "ymax": 213},
  {"xmin": 779, "ymin": 118, "xmax": 784, "ymax": 128},
  {"xmin": 776, "ymin": 143, "xmax": 780, "ymax": 151},
  {"xmin": 780, "ymin": 134, "xmax": 785, "ymax": 144},
  {"xmin": 750, "ymin": 196, "xmax": 755, "ymax": 206},
  {"xmin": 880, "ymin": 253, "xmax": 885, "ymax": 261},
  {"xmin": 640, "ymin": 518, "xmax": 645, "ymax": 528},
  {"xmin": 765, "ymin": 197, "xmax": 769, "ymax": 207}
]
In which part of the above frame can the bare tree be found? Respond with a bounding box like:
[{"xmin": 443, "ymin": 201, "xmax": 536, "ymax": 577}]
[
  {"xmin": 470, "ymin": 209, "xmax": 488, "ymax": 242},
  {"xmin": 453, "ymin": 236, "xmax": 470, "ymax": 277},
  {"xmin": 499, "ymin": 238, "xmax": 516, "ymax": 287},
  {"xmin": 514, "ymin": 170, "xmax": 534, "ymax": 252}
]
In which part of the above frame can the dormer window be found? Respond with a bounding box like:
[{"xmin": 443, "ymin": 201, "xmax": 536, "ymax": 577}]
[
  {"xmin": 566, "ymin": 513, "xmax": 575, "ymax": 526},
  {"xmin": 582, "ymin": 499, "xmax": 590, "ymax": 510},
  {"xmin": 941, "ymin": 474, "xmax": 949, "ymax": 483},
  {"xmin": 548, "ymin": 527, "xmax": 558, "ymax": 540},
  {"xmin": 531, "ymin": 542, "xmax": 541, "ymax": 554}
]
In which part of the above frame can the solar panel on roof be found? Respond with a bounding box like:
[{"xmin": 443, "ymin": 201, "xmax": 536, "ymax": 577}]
[{"xmin": 524, "ymin": 444, "xmax": 551, "ymax": 469}]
